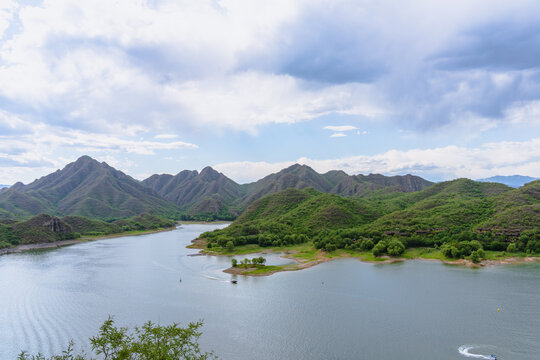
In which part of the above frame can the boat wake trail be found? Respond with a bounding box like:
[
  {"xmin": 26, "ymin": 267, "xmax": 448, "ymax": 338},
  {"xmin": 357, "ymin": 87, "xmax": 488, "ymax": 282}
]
[
  {"xmin": 200, "ymin": 274, "xmax": 230, "ymax": 283},
  {"xmin": 458, "ymin": 345, "xmax": 493, "ymax": 359}
]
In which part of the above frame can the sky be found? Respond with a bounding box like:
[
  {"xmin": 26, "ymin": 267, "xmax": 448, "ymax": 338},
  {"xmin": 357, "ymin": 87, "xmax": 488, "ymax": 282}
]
[{"xmin": 1, "ymin": 0, "xmax": 540, "ymax": 185}]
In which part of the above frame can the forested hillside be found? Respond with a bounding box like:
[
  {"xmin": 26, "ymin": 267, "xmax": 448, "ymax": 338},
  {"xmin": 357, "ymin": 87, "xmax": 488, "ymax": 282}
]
[{"xmin": 201, "ymin": 180, "xmax": 540, "ymax": 259}]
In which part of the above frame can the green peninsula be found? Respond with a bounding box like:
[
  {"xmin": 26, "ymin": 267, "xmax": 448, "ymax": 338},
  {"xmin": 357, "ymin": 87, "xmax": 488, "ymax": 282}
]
[{"xmin": 195, "ymin": 179, "xmax": 540, "ymax": 275}]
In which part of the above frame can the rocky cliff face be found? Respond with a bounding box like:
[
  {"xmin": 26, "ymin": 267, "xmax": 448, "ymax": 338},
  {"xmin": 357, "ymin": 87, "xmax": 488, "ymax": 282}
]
[
  {"xmin": 142, "ymin": 167, "xmax": 245, "ymax": 217},
  {"xmin": 25, "ymin": 214, "xmax": 73, "ymax": 234}
]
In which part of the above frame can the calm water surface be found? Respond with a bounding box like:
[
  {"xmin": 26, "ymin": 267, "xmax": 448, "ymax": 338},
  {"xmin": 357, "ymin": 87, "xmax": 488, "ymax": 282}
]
[{"xmin": 0, "ymin": 224, "xmax": 539, "ymax": 360}]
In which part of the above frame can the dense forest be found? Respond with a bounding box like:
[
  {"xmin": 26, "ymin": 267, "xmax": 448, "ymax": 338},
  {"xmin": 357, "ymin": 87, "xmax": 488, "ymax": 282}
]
[{"xmin": 200, "ymin": 179, "xmax": 540, "ymax": 261}]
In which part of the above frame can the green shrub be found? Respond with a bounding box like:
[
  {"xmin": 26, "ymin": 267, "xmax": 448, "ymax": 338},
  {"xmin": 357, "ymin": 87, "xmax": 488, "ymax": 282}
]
[
  {"xmin": 476, "ymin": 248, "xmax": 485, "ymax": 259},
  {"xmin": 387, "ymin": 239, "xmax": 405, "ymax": 256},
  {"xmin": 469, "ymin": 240, "xmax": 482, "ymax": 251},
  {"xmin": 526, "ymin": 240, "xmax": 540, "ymax": 254},
  {"xmin": 372, "ymin": 241, "xmax": 387, "ymax": 257},
  {"xmin": 489, "ymin": 241, "xmax": 507, "ymax": 251},
  {"xmin": 441, "ymin": 244, "xmax": 460, "ymax": 259},
  {"xmin": 506, "ymin": 243, "xmax": 518, "ymax": 253},
  {"xmin": 470, "ymin": 250, "xmax": 481, "ymax": 263},
  {"xmin": 18, "ymin": 316, "xmax": 216, "ymax": 360},
  {"xmin": 359, "ymin": 239, "xmax": 374, "ymax": 250}
]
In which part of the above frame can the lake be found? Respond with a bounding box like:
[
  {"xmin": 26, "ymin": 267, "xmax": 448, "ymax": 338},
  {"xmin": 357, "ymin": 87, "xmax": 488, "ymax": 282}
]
[{"xmin": 0, "ymin": 224, "xmax": 539, "ymax": 359}]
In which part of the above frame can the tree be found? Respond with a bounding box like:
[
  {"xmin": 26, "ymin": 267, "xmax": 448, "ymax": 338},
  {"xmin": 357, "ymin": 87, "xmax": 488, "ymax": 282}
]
[
  {"xmin": 441, "ymin": 244, "xmax": 460, "ymax": 259},
  {"xmin": 506, "ymin": 243, "xmax": 518, "ymax": 253},
  {"xmin": 526, "ymin": 240, "xmax": 540, "ymax": 254},
  {"xmin": 359, "ymin": 239, "xmax": 374, "ymax": 251},
  {"xmin": 325, "ymin": 243, "xmax": 337, "ymax": 252},
  {"xmin": 387, "ymin": 239, "xmax": 405, "ymax": 256},
  {"xmin": 372, "ymin": 241, "xmax": 387, "ymax": 257},
  {"xmin": 451, "ymin": 246, "xmax": 461, "ymax": 259},
  {"xmin": 252, "ymin": 256, "xmax": 266, "ymax": 265},
  {"xmin": 470, "ymin": 250, "xmax": 480, "ymax": 263},
  {"xmin": 18, "ymin": 317, "xmax": 217, "ymax": 360},
  {"xmin": 469, "ymin": 240, "xmax": 482, "ymax": 252},
  {"xmin": 231, "ymin": 259, "xmax": 238, "ymax": 267},
  {"xmin": 225, "ymin": 241, "xmax": 234, "ymax": 251},
  {"xmin": 476, "ymin": 248, "xmax": 485, "ymax": 259}
]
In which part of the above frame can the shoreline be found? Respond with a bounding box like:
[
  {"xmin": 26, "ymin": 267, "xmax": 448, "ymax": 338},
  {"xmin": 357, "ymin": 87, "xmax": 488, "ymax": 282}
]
[
  {"xmin": 223, "ymin": 253, "xmax": 540, "ymax": 277},
  {"xmin": 0, "ymin": 227, "xmax": 177, "ymax": 256},
  {"xmin": 178, "ymin": 221, "xmax": 232, "ymax": 225},
  {"xmin": 191, "ymin": 239, "xmax": 540, "ymax": 277}
]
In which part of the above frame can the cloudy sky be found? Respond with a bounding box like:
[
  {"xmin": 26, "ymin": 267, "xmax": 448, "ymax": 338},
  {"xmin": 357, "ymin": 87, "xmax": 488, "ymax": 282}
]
[{"xmin": 1, "ymin": 0, "xmax": 540, "ymax": 185}]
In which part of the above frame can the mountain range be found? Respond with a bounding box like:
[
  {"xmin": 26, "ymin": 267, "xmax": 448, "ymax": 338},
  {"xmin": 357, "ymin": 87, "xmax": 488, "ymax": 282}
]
[
  {"xmin": 3, "ymin": 155, "xmax": 538, "ymax": 223},
  {"xmin": 0, "ymin": 156, "xmax": 433, "ymax": 221},
  {"xmin": 0, "ymin": 156, "xmax": 179, "ymax": 220},
  {"xmin": 142, "ymin": 163, "xmax": 433, "ymax": 219}
]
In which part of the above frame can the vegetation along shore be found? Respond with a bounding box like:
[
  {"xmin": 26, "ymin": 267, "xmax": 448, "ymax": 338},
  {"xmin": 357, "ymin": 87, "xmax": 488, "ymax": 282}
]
[
  {"xmin": 193, "ymin": 181, "xmax": 540, "ymax": 276},
  {"xmin": 0, "ymin": 213, "xmax": 177, "ymax": 256}
]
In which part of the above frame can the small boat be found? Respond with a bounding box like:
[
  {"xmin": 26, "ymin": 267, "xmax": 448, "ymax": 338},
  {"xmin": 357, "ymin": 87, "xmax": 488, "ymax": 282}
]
[
  {"xmin": 231, "ymin": 280, "xmax": 238, "ymax": 284},
  {"xmin": 489, "ymin": 355, "xmax": 497, "ymax": 360}
]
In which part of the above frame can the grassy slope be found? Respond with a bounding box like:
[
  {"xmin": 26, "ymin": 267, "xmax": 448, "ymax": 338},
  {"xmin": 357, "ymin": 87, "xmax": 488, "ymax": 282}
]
[
  {"xmin": 363, "ymin": 179, "xmax": 512, "ymax": 230},
  {"xmin": 213, "ymin": 179, "xmax": 519, "ymax": 239},
  {"xmin": 225, "ymin": 188, "xmax": 380, "ymax": 237},
  {"xmin": 477, "ymin": 180, "xmax": 540, "ymax": 229}
]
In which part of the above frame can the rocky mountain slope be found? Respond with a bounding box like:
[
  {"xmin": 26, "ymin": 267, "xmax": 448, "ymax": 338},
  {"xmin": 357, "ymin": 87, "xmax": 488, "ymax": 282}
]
[
  {"xmin": 143, "ymin": 163, "xmax": 433, "ymax": 219},
  {"xmin": 0, "ymin": 156, "xmax": 180, "ymax": 220}
]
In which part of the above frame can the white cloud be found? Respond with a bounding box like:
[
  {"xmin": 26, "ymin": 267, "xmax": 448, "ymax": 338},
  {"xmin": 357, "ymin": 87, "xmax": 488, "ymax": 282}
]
[
  {"xmin": 324, "ymin": 125, "xmax": 358, "ymax": 132},
  {"xmin": 0, "ymin": 0, "xmax": 329, "ymax": 133},
  {"xmin": 0, "ymin": 111, "xmax": 198, "ymax": 184},
  {"xmin": 213, "ymin": 160, "xmax": 295, "ymax": 184},
  {"xmin": 154, "ymin": 134, "xmax": 179, "ymax": 139},
  {"xmin": 6, "ymin": 128, "xmax": 197, "ymax": 155},
  {"xmin": 1, "ymin": 0, "xmax": 540, "ymax": 186},
  {"xmin": 214, "ymin": 138, "xmax": 540, "ymax": 183},
  {"xmin": 506, "ymin": 100, "xmax": 540, "ymax": 125},
  {"xmin": 0, "ymin": 1, "xmax": 16, "ymax": 38},
  {"xmin": 0, "ymin": 0, "xmax": 383, "ymax": 133},
  {"xmin": 0, "ymin": 0, "xmax": 537, "ymax": 135},
  {"xmin": 330, "ymin": 133, "xmax": 347, "ymax": 138}
]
